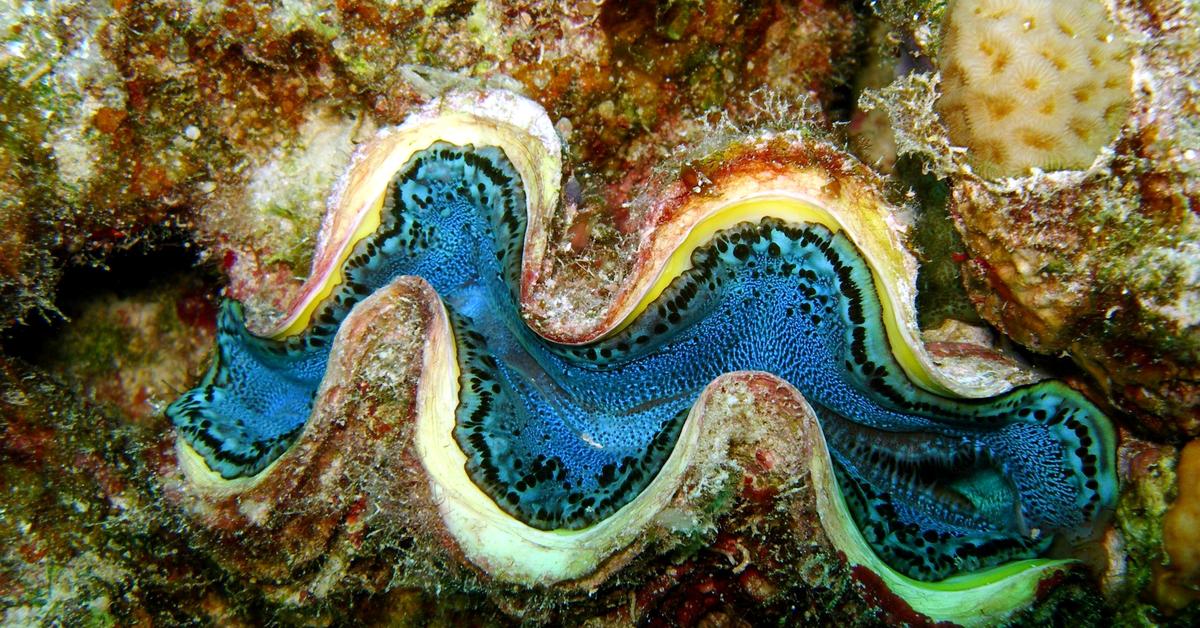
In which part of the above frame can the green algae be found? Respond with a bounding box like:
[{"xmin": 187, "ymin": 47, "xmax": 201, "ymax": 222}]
[
  {"xmin": 0, "ymin": 68, "xmax": 67, "ymax": 328},
  {"xmin": 1114, "ymin": 448, "xmax": 1177, "ymax": 625},
  {"xmin": 0, "ymin": 362, "xmax": 199, "ymax": 625},
  {"xmin": 64, "ymin": 317, "xmax": 135, "ymax": 379},
  {"xmin": 900, "ymin": 157, "xmax": 985, "ymax": 329}
]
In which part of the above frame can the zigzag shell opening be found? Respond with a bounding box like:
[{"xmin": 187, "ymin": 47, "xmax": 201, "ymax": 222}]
[
  {"xmin": 937, "ymin": 0, "xmax": 1132, "ymax": 178},
  {"xmin": 168, "ymin": 89, "xmax": 1114, "ymax": 625},
  {"xmin": 238, "ymin": 88, "xmax": 1026, "ymax": 403}
]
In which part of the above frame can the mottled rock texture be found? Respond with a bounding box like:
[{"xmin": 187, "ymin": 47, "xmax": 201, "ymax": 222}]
[{"xmin": 2, "ymin": 0, "xmax": 1198, "ymax": 623}]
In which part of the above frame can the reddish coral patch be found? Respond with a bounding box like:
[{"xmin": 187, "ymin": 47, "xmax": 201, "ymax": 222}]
[
  {"xmin": 175, "ymin": 290, "xmax": 218, "ymax": 331},
  {"xmin": 1, "ymin": 419, "xmax": 55, "ymax": 466},
  {"xmin": 850, "ymin": 565, "xmax": 955, "ymax": 628},
  {"xmin": 92, "ymin": 107, "xmax": 128, "ymax": 134},
  {"xmin": 17, "ymin": 542, "xmax": 47, "ymax": 563},
  {"xmin": 739, "ymin": 566, "xmax": 779, "ymax": 602},
  {"xmin": 73, "ymin": 452, "xmax": 128, "ymax": 499},
  {"xmin": 1035, "ymin": 569, "xmax": 1069, "ymax": 600},
  {"xmin": 741, "ymin": 474, "xmax": 778, "ymax": 503},
  {"xmin": 754, "ymin": 448, "xmax": 776, "ymax": 472}
]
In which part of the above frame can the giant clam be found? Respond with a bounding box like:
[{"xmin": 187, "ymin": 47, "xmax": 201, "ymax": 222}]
[{"xmin": 164, "ymin": 90, "xmax": 1116, "ymax": 624}]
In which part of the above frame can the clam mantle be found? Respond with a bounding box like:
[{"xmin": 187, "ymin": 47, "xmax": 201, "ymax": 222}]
[{"xmin": 166, "ymin": 90, "xmax": 1115, "ymax": 624}]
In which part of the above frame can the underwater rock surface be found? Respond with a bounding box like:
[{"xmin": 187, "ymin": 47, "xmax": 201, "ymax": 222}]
[
  {"xmin": 868, "ymin": 0, "xmax": 1200, "ymax": 440},
  {"xmin": 0, "ymin": 0, "xmax": 1197, "ymax": 625}
]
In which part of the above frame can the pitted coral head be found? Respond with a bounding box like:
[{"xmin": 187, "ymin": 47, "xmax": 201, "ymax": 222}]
[{"xmin": 937, "ymin": 0, "xmax": 1132, "ymax": 177}]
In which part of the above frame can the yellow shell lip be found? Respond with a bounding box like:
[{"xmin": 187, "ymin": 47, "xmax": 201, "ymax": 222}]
[
  {"xmin": 182, "ymin": 89, "xmax": 1076, "ymax": 623},
  {"xmin": 265, "ymin": 89, "xmax": 563, "ymax": 340},
  {"xmin": 176, "ymin": 438, "xmax": 277, "ymax": 495},
  {"xmin": 593, "ymin": 188, "xmax": 953, "ymax": 396}
]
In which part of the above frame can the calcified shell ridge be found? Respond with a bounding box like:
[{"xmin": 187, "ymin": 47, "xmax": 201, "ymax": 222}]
[{"xmin": 167, "ymin": 134, "xmax": 1116, "ymax": 583}]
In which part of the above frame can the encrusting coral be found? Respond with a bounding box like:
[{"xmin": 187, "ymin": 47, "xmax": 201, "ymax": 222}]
[
  {"xmin": 937, "ymin": 0, "xmax": 1132, "ymax": 177},
  {"xmin": 1156, "ymin": 439, "xmax": 1200, "ymax": 610}
]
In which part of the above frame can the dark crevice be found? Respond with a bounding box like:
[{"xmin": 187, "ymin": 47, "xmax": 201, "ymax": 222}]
[
  {"xmin": 824, "ymin": 1, "xmax": 876, "ymax": 130},
  {"xmin": 0, "ymin": 227, "xmax": 220, "ymax": 361}
]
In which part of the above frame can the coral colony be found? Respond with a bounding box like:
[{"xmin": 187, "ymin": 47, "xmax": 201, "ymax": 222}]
[{"xmin": 937, "ymin": 0, "xmax": 1132, "ymax": 176}]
